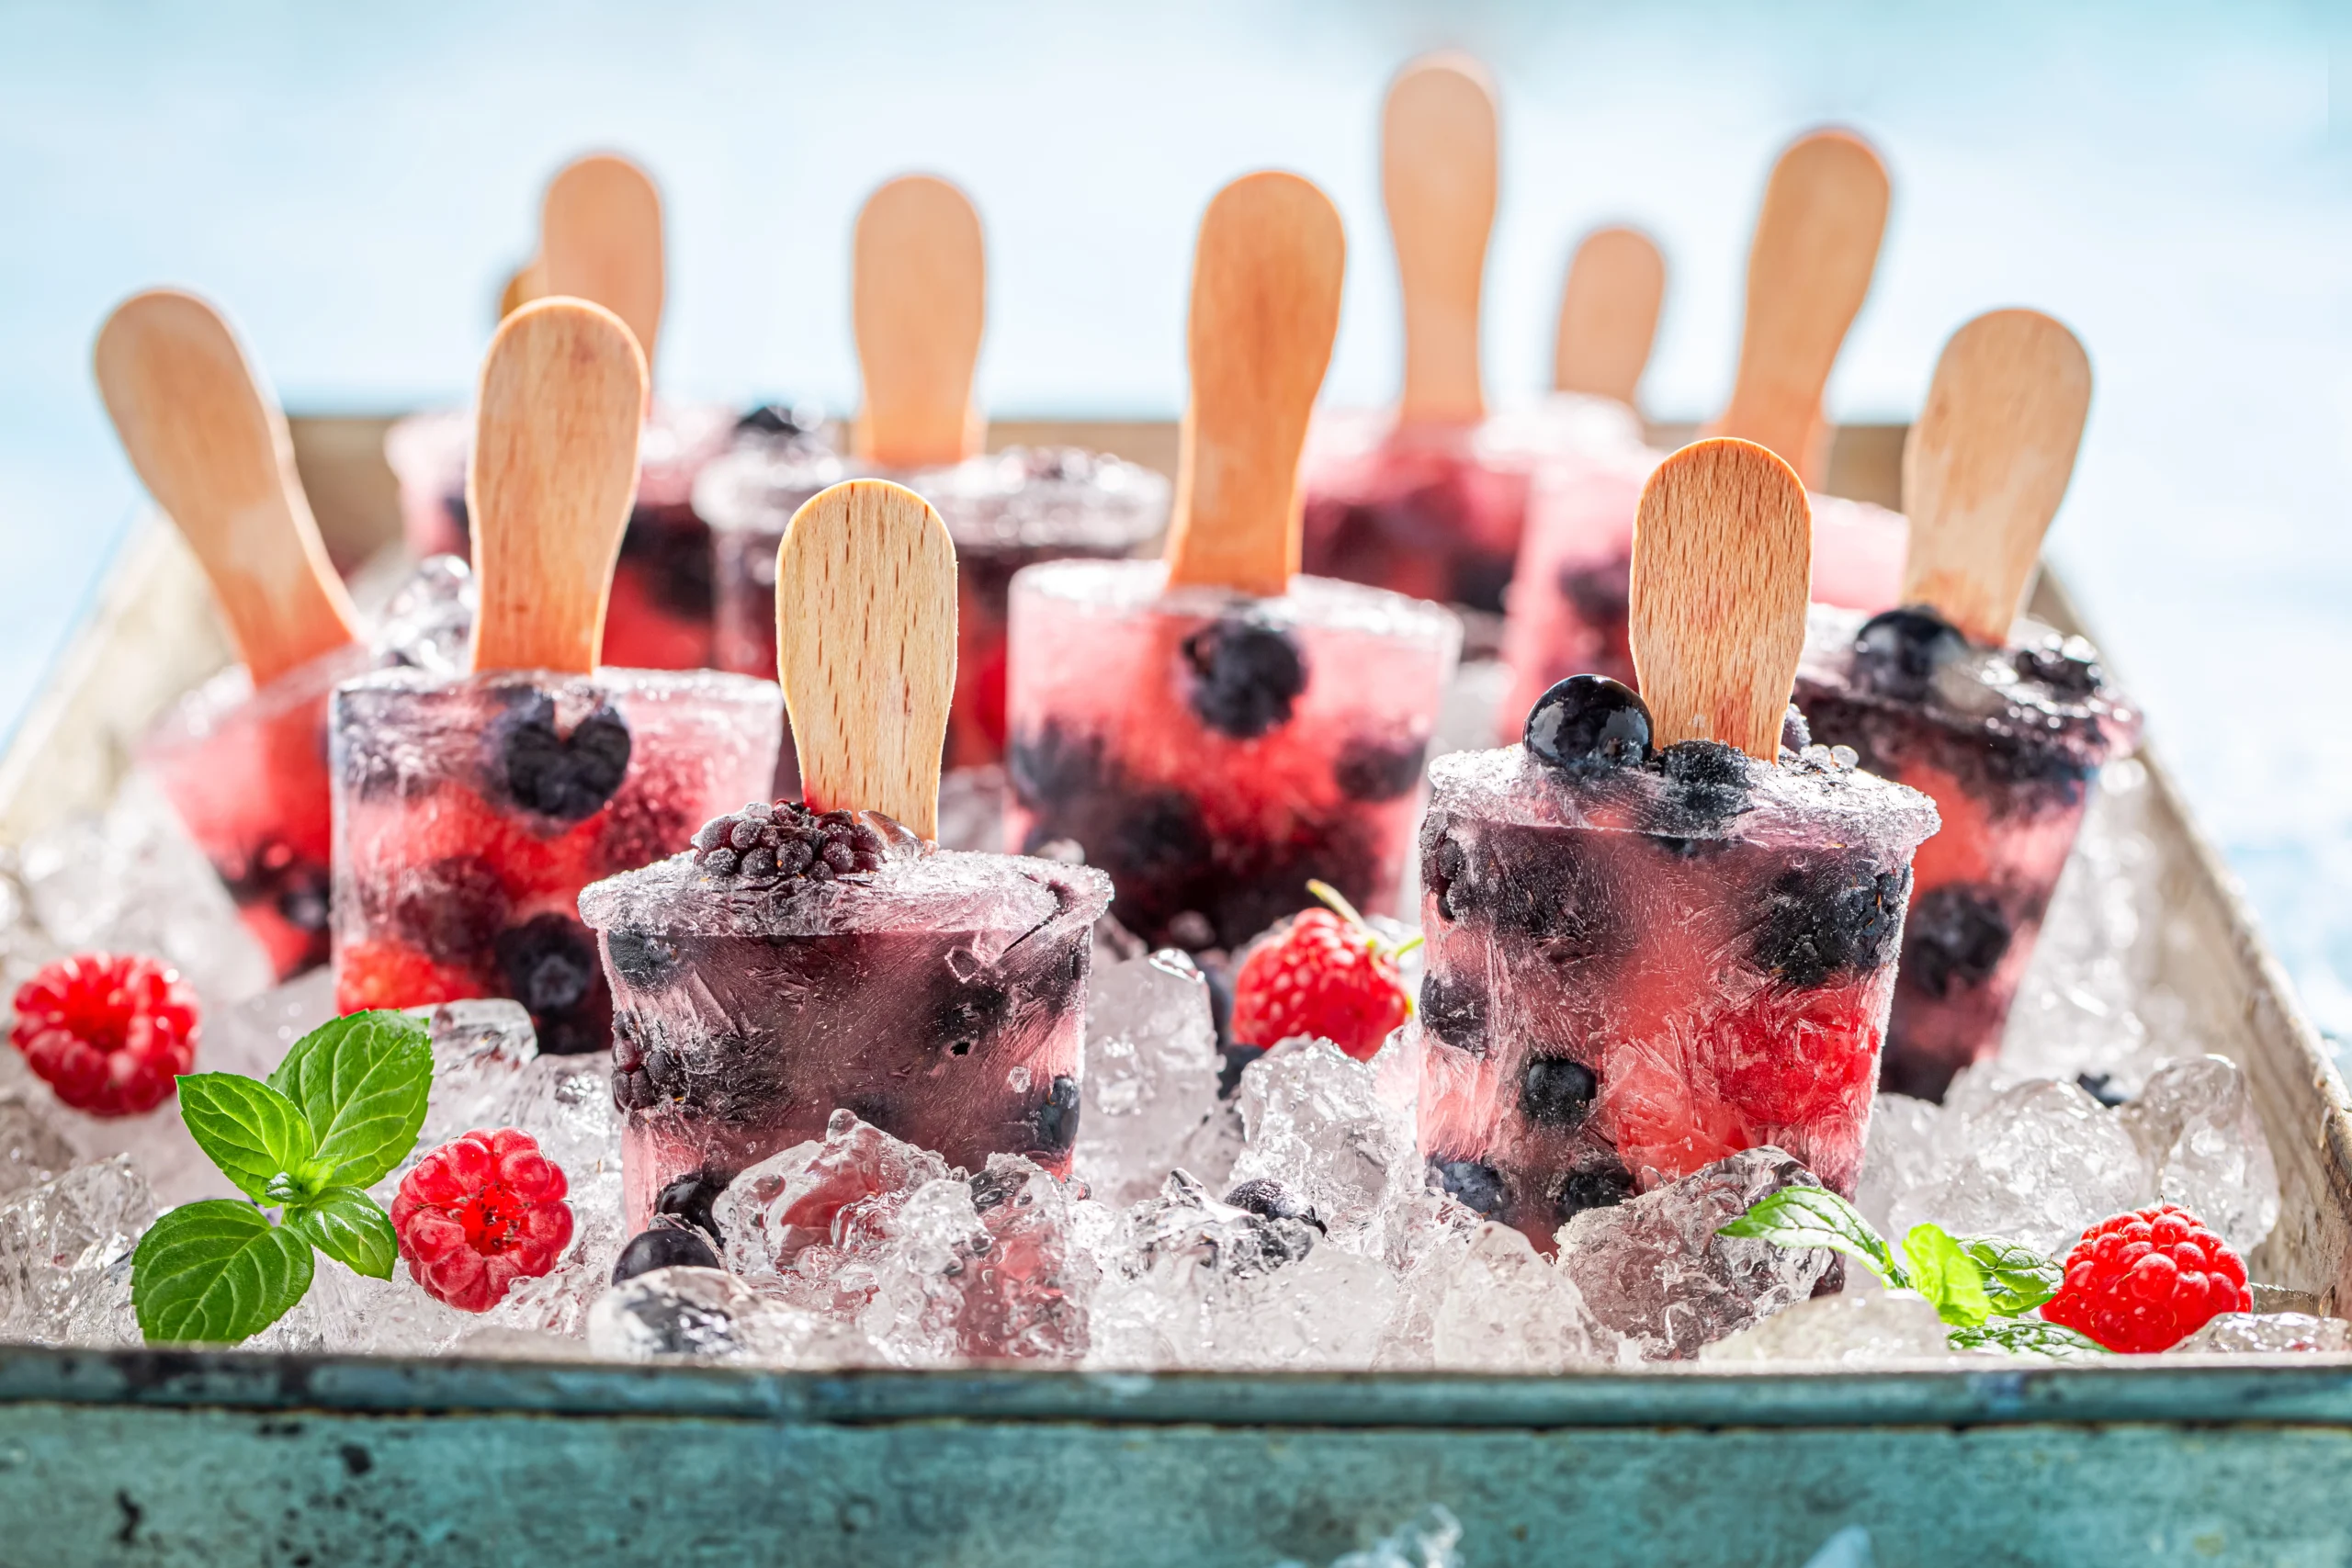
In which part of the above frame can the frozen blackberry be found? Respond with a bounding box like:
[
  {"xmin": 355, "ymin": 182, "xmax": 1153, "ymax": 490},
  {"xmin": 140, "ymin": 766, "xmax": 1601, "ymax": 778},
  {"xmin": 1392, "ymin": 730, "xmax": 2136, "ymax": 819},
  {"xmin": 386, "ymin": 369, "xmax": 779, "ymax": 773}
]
[
  {"xmin": 391, "ymin": 855, "xmax": 510, "ymax": 964},
  {"xmin": 933, "ymin": 979, "xmax": 1011, "ymax": 1059},
  {"xmin": 1902, "ymin": 884, "xmax": 2014, "ymax": 998},
  {"xmin": 1558, "ymin": 557, "xmax": 1632, "ymax": 624},
  {"xmin": 2016, "ymin": 637, "xmax": 2105, "ymax": 698},
  {"xmin": 1655, "ymin": 739, "xmax": 1751, "ymax": 831},
  {"xmin": 1181, "ymin": 615, "xmax": 1308, "ymax": 739},
  {"xmin": 493, "ymin": 693, "xmax": 633, "ymax": 821},
  {"xmin": 1333, "ymin": 733, "xmax": 1428, "ymax": 802},
  {"xmin": 1431, "ymin": 1157, "xmax": 1509, "ymax": 1220},
  {"xmin": 1750, "ymin": 855, "xmax": 1909, "ymax": 987},
  {"xmin": 618, "ymin": 502, "xmax": 715, "ymax": 617},
  {"xmin": 1005, "ymin": 721, "xmax": 1107, "ymax": 808},
  {"xmin": 1554, "ymin": 1160, "xmax": 1634, "ymax": 1224},
  {"xmin": 691, "ymin": 800, "xmax": 888, "ymax": 885},
  {"xmin": 612, "ymin": 1224, "xmax": 721, "ymax": 1284},
  {"xmin": 494, "ymin": 914, "xmax": 609, "ymax": 1055},
  {"xmin": 1851, "ymin": 606, "xmax": 1968, "ymax": 701},
  {"xmin": 605, "ymin": 927, "xmax": 684, "ymax": 992},
  {"xmin": 1521, "ymin": 1057, "xmax": 1599, "ymax": 1128},
  {"xmin": 1525, "ymin": 676, "xmax": 1652, "ymax": 773}
]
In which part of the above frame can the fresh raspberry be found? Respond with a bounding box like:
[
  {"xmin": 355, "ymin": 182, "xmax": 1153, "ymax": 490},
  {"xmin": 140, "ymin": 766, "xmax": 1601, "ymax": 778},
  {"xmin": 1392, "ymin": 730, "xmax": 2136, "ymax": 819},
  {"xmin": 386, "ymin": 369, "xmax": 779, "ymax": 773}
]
[
  {"xmin": 9, "ymin": 953, "xmax": 199, "ymax": 1117},
  {"xmin": 335, "ymin": 938, "xmax": 482, "ymax": 1014},
  {"xmin": 1711, "ymin": 982, "xmax": 1883, "ymax": 1128},
  {"xmin": 390, "ymin": 1128, "xmax": 574, "ymax": 1313},
  {"xmin": 1230, "ymin": 883, "xmax": 1416, "ymax": 1062},
  {"xmin": 2041, "ymin": 1203, "xmax": 2251, "ymax": 1353}
]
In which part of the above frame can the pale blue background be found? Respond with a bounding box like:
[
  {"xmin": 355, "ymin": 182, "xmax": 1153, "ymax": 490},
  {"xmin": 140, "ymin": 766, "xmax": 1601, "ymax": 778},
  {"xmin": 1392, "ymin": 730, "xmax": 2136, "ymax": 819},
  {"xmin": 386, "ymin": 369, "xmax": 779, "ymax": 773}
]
[{"xmin": 2, "ymin": 1, "xmax": 2347, "ymax": 1043}]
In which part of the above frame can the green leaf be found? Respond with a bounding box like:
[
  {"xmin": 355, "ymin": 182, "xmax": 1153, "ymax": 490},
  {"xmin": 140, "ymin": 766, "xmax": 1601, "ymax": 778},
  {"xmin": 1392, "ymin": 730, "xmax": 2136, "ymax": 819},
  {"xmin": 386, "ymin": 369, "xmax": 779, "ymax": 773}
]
[
  {"xmin": 175, "ymin": 1075, "xmax": 316, "ymax": 1204},
  {"xmin": 267, "ymin": 1010, "xmax": 433, "ymax": 1190},
  {"xmin": 1717, "ymin": 1185, "xmax": 1908, "ymax": 1290},
  {"xmin": 1901, "ymin": 1224, "xmax": 1994, "ymax": 1327},
  {"xmin": 131, "ymin": 1201, "xmax": 315, "ymax": 1346},
  {"xmin": 1948, "ymin": 1320, "xmax": 2109, "ymax": 1358},
  {"xmin": 1958, "ymin": 1237, "xmax": 2064, "ymax": 1316},
  {"xmin": 285, "ymin": 1189, "xmax": 399, "ymax": 1280}
]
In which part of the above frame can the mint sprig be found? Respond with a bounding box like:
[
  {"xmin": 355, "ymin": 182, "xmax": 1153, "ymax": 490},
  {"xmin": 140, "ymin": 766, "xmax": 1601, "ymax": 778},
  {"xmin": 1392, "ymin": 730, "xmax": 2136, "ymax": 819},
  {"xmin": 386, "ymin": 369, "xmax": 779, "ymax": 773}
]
[
  {"xmin": 131, "ymin": 1010, "xmax": 432, "ymax": 1346},
  {"xmin": 1719, "ymin": 1185, "xmax": 2104, "ymax": 1356}
]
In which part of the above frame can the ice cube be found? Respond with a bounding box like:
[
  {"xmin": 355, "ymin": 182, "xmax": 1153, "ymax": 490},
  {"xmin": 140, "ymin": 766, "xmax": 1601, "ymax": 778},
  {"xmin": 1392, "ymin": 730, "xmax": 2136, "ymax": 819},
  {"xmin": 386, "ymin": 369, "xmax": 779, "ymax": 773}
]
[
  {"xmin": 414, "ymin": 998, "xmax": 539, "ymax": 1149},
  {"xmin": 716, "ymin": 1110, "xmax": 955, "ymax": 1306},
  {"xmin": 2117, "ymin": 1055, "xmax": 2280, "ymax": 1254},
  {"xmin": 2171, "ymin": 1313, "xmax": 2352, "ymax": 1355},
  {"xmin": 1699, "ymin": 1290, "xmax": 1954, "ymax": 1364},
  {"xmin": 481, "ymin": 1162, "xmax": 626, "ymax": 1340},
  {"xmin": 201, "ymin": 969, "xmax": 338, "ymax": 1079},
  {"xmin": 953, "ymin": 1154, "xmax": 1098, "ymax": 1361},
  {"xmin": 1557, "ymin": 1147, "xmax": 1832, "ymax": 1361},
  {"xmin": 588, "ymin": 1265, "xmax": 864, "ymax": 1364},
  {"xmin": 1228, "ymin": 1036, "xmax": 1419, "ymax": 1256},
  {"xmin": 1074, "ymin": 950, "xmax": 1223, "ymax": 1206},
  {"xmin": 1430, "ymin": 1223, "xmax": 1603, "ymax": 1371},
  {"xmin": 1851, "ymin": 1093, "xmax": 1941, "ymax": 1235},
  {"xmin": 0, "ymin": 1156, "xmax": 158, "ymax": 1341},
  {"xmin": 1890, "ymin": 1077, "xmax": 2152, "ymax": 1257},
  {"xmin": 368, "ymin": 552, "xmax": 478, "ymax": 678},
  {"xmin": 856, "ymin": 1176, "xmax": 991, "ymax": 1363},
  {"xmin": 0, "ymin": 1091, "xmax": 74, "ymax": 1198}
]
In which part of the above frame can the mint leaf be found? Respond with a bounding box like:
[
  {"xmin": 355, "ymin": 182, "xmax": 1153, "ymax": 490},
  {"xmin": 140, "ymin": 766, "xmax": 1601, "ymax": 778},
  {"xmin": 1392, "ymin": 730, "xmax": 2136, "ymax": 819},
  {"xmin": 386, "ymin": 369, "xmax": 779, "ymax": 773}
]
[
  {"xmin": 131, "ymin": 1201, "xmax": 314, "ymax": 1345},
  {"xmin": 286, "ymin": 1189, "xmax": 398, "ymax": 1280},
  {"xmin": 1948, "ymin": 1320, "xmax": 2109, "ymax": 1358},
  {"xmin": 1901, "ymin": 1223, "xmax": 1993, "ymax": 1327},
  {"xmin": 267, "ymin": 1010, "xmax": 433, "ymax": 1190},
  {"xmin": 1717, "ymin": 1185, "xmax": 1907, "ymax": 1289},
  {"xmin": 176, "ymin": 1075, "xmax": 316, "ymax": 1204},
  {"xmin": 1959, "ymin": 1237, "xmax": 2064, "ymax": 1316}
]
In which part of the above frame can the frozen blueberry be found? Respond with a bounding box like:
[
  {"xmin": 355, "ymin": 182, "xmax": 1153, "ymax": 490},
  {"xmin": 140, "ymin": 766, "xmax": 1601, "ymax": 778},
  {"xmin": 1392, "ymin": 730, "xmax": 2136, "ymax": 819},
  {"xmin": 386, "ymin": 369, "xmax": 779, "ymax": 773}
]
[
  {"xmin": 1525, "ymin": 676, "xmax": 1653, "ymax": 772},
  {"xmin": 2075, "ymin": 1072, "xmax": 2131, "ymax": 1109},
  {"xmin": 1520, "ymin": 1058, "xmax": 1598, "ymax": 1128},
  {"xmin": 618, "ymin": 502, "xmax": 715, "ymax": 617},
  {"xmin": 1557, "ymin": 557, "xmax": 1631, "ymax": 624},
  {"xmin": 1223, "ymin": 1178, "xmax": 1326, "ymax": 1232},
  {"xmin": 612, "ymin": 1224, "xmax": 721, "ymax": 1284},
  {"xmin": 1334, "ymin": 733, "xmax": 1428, "ymax": 802},
  {"xmin": 1553, "ymin": 1160, "xmax": 1634, "ymax": 1224},
  {"xmin": 1751, "ymin": 856, "xmax": 1910, "ymax": 987},
  {"xmin": 734, "ymin": 401, "xmax": 821, "ymax": 436},
  {"xmin": 1431, "ymin": 1157, "xmax": 1509, "ymax": 1220},
  {"xmin": 1005, "ymin": 721, "xmax": 1107, "ymax": 808},
  {"xmin": 1901, "ymin": 884, "xmax": 2014, "ymax": 998},
  {"xmin": 605, "ymin": 927, "xmax": 683, "ymax": 992},
  {"xmin": 392, "ymin": 855, "xmax": 510, "ymax": 964},
  {"xmin": 1419, "ymin": 974, "xmax": 1489, "ymax": 1057},
  {"xmin": 493, "ymin": 693, "xmax": 633, "ymax": 821},
  {"xmin": 1780, "ymin": 704, "xmax": 1811, "ymax": 753},
  {"xmin": 1031, "ymin": 1074, "xmax": 1081, "ymax": 1153},
  {"xmin": 1181, "ymin": 616, "xmax": 1308, "ymax": 739},
  {"xmin": 656, "ymin": 1170, "xmax": 725, "ymax": 1244},
  {"xmin": 494, "ymin": 914, "xmax": 608, "ymax": 1054},
  {"xmin": 2017, "ymin": 637, "xmax": 2104, "ymax": 698},
  {"xmin": 1852, "ymin": 607, "xmax": 1967, "ymax": 702}
]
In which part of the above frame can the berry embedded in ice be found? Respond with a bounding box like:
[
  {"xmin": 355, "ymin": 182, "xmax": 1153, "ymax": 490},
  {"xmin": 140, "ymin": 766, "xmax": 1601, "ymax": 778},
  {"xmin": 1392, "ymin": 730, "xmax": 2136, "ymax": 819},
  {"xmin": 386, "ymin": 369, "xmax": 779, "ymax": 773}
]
[
  {"xmin": 8, "ymin": 953, "xmax": 200, "ymax": 1118},
  {"xmin": 1229, "ymin": 907, "xmax": 1413, "ymax": 1063},
  {"xmin": 390, "ymin": 855, "xmax": 510, "ymax": 964},
  {"xmin": 1520, "ymin": 1057, "xmax": 1599, "ymax": 1129},
  {"xmin": 1333, "ymin": 733, "xmax": 1429, "ymax": 803},
  {"xmin": 1552, "ymin": 1159, "xmax": 1634, "ymax": 1225},
  {"xmin": 612, "ymin": 1224, "xmax": 721, "ymax": 1283},
  {"xmin": 1523, "ymin": 675, "xmax": 1652, "ymax": 773},
  {"xmin": 690, "ymin": 800, "xmax": 889, "ymax": 884},
  {"xmin": 1655, "ymin": 739, "xmax": 1752, "ymax": 829},
  {"xmin": 1180, "ymin": 615, "xmax": 1308, "ymax": 739},
  {"xmin": 1902, "ymin": 884, "xmax": 2014, "ymax": 999},
  {"xmin": 1223, "ymin": 1177, "xmax": 1324, "ymax": 1230},
  {"xmin": 1748, "ymin": 855, "xmax": 1909, "ymax": 987},
  {"xmin": 1850, "ymin": 606, "xmax": 1967, "ymax": 701},
  {"xmin": 390, "ymin": 1127, "xmax": 575, "ymax": 1314},
  {"xmin": 1417, "ymin": 974, "xmax": 1488, "ymax": 1057},
  {"xmin": 733, "ymin": 401, "xmax": 824, "ymax": 437},
  {"xmin": 1430, "ymin": 1157, "xmax": 1508, "ymax": 1218},
  {"xmin": 492, "ymin": 915, "xmax": 608, "ymax": 1055},
  {"xmin": 604, "ymin": 927, "xmax": 683, "ymax": 992},
  {"xmin": 656, "ymin": 1169, "xmax": 725, "ymax": 1244},
  {"xmin": 2014, "ymin": 636, "xmax": 2104, "ymax": 698},
  {"xmin": 492, "ymin": 693, "xmax": 633, "ymax": 821},
  {"xmin": 2041, "ymin": 1202, "xmax": 2251, "ymax": 1353},
  {"xmin": 1031, "ymin": 1075, "xmax": 1082, "ymax": 1154}
]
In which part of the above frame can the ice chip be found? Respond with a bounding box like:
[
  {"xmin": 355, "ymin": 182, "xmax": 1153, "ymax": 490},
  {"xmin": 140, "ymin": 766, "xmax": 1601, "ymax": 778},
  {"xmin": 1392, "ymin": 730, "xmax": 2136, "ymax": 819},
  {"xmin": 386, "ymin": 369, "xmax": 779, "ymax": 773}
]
[
  {"xmin": 2117, "ymin": 1055, "xmax": 2280, "ymax": 1254},
  {"xmin": 414, "ymin": 998, "xmax": 540, "ymax": 1148},
  {"xmin": 0, "ymin": 1156, "xmax": 159, "ymax": 1341},
  {"xmin": 1851, "ymin": 1092, "xmax": 1942, "ymax": 1235},
  {"xmin": 0, "ymin": 1091, "xmax": 74, "ymax": 1199},
  {"xmin": 857, "ymin": 1176, "xmax": 990, "ymax": 1364},
  {"xmin": 588, "ymin": 1265, "xmax": 863, "ymax": 1364},
  {"xmin": 2171, "ymin": 1313, "xmax": 2352, "ymax": 1355},
  {"xmin": 716, "ymin": 1110, "xmax": 955, "ymax": 1300},
  {"xmin": 1430, "ymin": 1223, "xmax": 1603, "ymax": 1371},
  {"xmin": 1699, "ymin": 1290, "xmax": 1953, "ymax": 1364},
  {"xmin": 954, "ymin": 1153, "xmax": 1097, "ymax": 1361},
  {"xmin": 201, "ymin": 969, "xmax": 338, "ymax": 1080},
  {"xmin": 1229, "ymin": 1037, "xmax": 1419, "ymax": 1256},
  {"xmin": 1891, "ymin": 1076, "xmax": 2152, "ymax": 1257},
  {"xmin": 1075, "ymin": 950, "xmax": 1223, "ymax": 1206}
]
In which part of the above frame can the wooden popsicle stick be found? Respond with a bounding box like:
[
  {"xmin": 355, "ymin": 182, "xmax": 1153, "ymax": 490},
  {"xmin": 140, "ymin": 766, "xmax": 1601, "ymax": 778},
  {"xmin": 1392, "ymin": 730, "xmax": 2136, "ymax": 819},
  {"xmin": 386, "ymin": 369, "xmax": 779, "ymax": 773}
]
[
  {"xmin": 499, "ymin": 255, "xmax": 546, "ymax": 320},
  {"xmin": 1385, "ymin": 52, "xmax": 1497, "ymax": 425},
  {"xmin": 541, "ymin": 153, "xmax": 665, "ymax": 375},
  {"xmin": 853, "ymin": 175, "xmax": 987, "ymax": 468},
  {"xmin": 1900, "ymin": 309, "xmax": 2093, "ymax": 646},
  {"xmin": 1628, "ymin": 437, "xmax": 1813, "ymax": 760},
  {"xmin": 1164, "ymin": 171, "xmax": 1347, "ymax": 597},
  {"xmin": 1713, "ymin": 129, "xmax": 1889, "ymax": 487},
  {"xmin": 1553, "ymin": 225, "xmax": 1666, "ymax": 408},
  {"xmin": 775, "ymin": 479, "xmax": 956, "ymax": 838},
  {"xmin": 92, "ymin": 289, "xmax": 361, "ymax": 687},
  {"xmin": 467, "ymin": 298, "xmax": 648, "ymax": 675}
]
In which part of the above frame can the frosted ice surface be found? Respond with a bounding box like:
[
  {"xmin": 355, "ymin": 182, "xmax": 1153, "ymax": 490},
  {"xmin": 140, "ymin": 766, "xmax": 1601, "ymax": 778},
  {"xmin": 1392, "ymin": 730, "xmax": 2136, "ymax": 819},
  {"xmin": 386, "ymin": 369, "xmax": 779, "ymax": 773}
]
[
  {"xmin": 1227, "ymin": 1037, "xmax": 1419, "ymax": 1256},
  {"xmin": 1558, "ymin": 1147, "xmax": 1831, "ymax": 1361},
  {"xmin": 0, "ymin": 1156, "xmax": 157, "ymax": 1341},
  {"xmin": 368, "ymin": 552, "xmax": 478, "ymax": 677},
  {"xmin": 0, "ymin": 1091, "xmax": 74, "ymax": 1198},
  {"xmin": 941, "ymin": 1153, "xmax": 1099, "ymax": 1361},
  {"xmin": 716, "ymin": 1110, "xmax": 955, "ymax": 1303},
  {"xmin": 203, "ymin": 969, "xmax": 338, "ymax": 1079},
  {"xmin": 1890, "ymin": 1073, "xmax": 2153, "ymax": 1257},
  {"xmin": 412, "ymin": 999, "xmax": 539, "ymax": 1151},
  {"xmin": 1700, "ymin": 1291, "xmax": 1953, "ymax": 1364},
  {"xmin": 2118, "ymin": 1055, "xmax": 2280, "ymax": 1254},
  {"xmin": 2172, "ymin": 1313, "xmax": 2351, "ymax": 1354},
  {"xmin": 589, "ymin": 1266, "xmax": 862, "ymax": 1365},
  {"xmin": 1430, "ymin": 1223, "xmax": 1601, "ymax": 1371},
  {"xmin": 1851, "ymin": 1093, "xmax": 1942, "ymax": 1235},
  {"xmin": 1075, "ymin": 951, "xmax": 1222, "ymax": 1207}
]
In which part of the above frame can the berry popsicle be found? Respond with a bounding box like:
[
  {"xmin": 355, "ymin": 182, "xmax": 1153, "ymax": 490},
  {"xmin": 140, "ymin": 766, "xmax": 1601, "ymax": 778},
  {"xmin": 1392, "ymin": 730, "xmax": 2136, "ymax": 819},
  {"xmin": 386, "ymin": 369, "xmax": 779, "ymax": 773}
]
[
  {"xmin": 1794, "ymin": 310, "xmax": 2135, "ymax": 1100},
  {"xmin": 96, "ymin": 289, "xmax": 368, "ymax": 979},
  {"xmin": 386, "ymin": 153, "xmax": 734, "ymax": 671},
  {"xmin": 702, "ymin": 175, "xmax": 1170, "ymax": 767},
  {"xmin": 334, "ymin": 299, "xmax": 781, "ymax": 1050},
  {"xmin": 581, "ymin": 479, "xmax": 1111, "ymax": 1229},
  {"xmin": 1299, "ymin": 55, "xmax": 1639, "ymax": 615},
  {"xmin": 1498, "ymin": 129, "xmax": 1908, "ymax": 725},
  {"xmin": 1417, "ymin": 439, "xmax": 1939, "ymax": 1250},
  {"xmin": 1005, "ymin": 172, "xmax": 1462, "ymax": 952}
]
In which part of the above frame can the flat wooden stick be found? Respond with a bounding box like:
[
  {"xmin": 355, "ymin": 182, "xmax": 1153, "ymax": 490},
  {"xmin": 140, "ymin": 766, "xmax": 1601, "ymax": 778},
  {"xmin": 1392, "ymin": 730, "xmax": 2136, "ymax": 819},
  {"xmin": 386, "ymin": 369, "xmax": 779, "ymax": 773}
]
[
  {"xmin": 500, "ymin": 256, "xmax": 546, "ymax": 320},
  {"xmin": 1385, "ymin": 52, "xmax": 1497, "ymax": 425},
  {"xmin": 1714, "ymin": 129, "xmax": 1888, "ymax": 487},
  {"xmin": 1628, "ymin": 438, "xmax": 1813, "ymax": 760},
  {"xmin": 1901, "ymin": 310, "xmax": 2092, "ymax": 645},
  {"xmin": 1553, "ymin": 225, "xmax": 1665, "ymax": 408},
  {"xmin": 1164, "ymin": 171, "xmax": 1346, "ymax": 597},
  {"xmin": 541, "ymin": 153, "xmax": 665, "ymax": 373},
  {"xmin": 775, "ymin": 479, "xmax": 956, "ymax": 839},
  {"xmin": 93, "ymin": 288, "xmax": 360, "ymax": 687},
  {"xmin": 854, "ymin": 175, "xmax": 986, "ymax": 468},
  {"xmin": 468, "ymin": 298, "xmax": 648, "ymax": 675}
]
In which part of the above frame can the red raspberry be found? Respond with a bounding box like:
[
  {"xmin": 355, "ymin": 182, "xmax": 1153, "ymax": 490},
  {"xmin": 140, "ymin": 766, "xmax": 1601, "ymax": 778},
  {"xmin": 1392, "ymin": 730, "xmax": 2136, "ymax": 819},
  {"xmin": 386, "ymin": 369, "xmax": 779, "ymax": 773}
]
[
  {"xmin": 9, "ymin": 953, "xmax": 199, "ymax": 1117},
  {"xmin": 1712, "ymin": 982, "xmax": 1883, "ymax": 1128},
  {"xmin": 2041, "ymin": 1203, "xmax": 2251, "ymax": 1353},
  {"xmin": 335, "ymin": 938, "xmax": 482, "ymax": 1014},
  {"xmin": 1230, "ymin": 885, "xmax": 1415, "ymax": 1063},
  {"xmin": 390, "ymin": 1128, "xmax": 574, "ymax": 1313}
]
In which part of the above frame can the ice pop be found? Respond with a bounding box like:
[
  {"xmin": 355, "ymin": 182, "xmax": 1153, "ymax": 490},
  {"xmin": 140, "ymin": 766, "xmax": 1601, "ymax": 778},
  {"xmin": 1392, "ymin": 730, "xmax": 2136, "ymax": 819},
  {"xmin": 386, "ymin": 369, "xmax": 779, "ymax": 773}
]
[
  {"xmin": 581, "ymin": 479, "xmax": 1111, "ymax": 1229},
  {"xmin": 96, "ymin": 289, "xmax": 367, "ymax": 979},
  {"xmin": 334, "ymin": 299, "xmax": 781, "ymax": 1051},
  {"xmin": 385, "ymin": 153, "xmax": 735, "ymax": 671},
  {"xmin": 702, "ymin": 175, "xmax": 1170, "ymax": 766},
  {"xmin": 1004, "ymin": 172, "xmax": 1462, "ymax": 951},
  {"xmin": 1417, "ymin": 439, "xmax": 1939, "ymax": 1250},
  {"xmin": 1794, "ymin": 310, "xmax": 2134, "ymax": 1100},
  {"xmin": 1497, "ymin": 129, "xmax": 1908, "ymax": 730}
]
